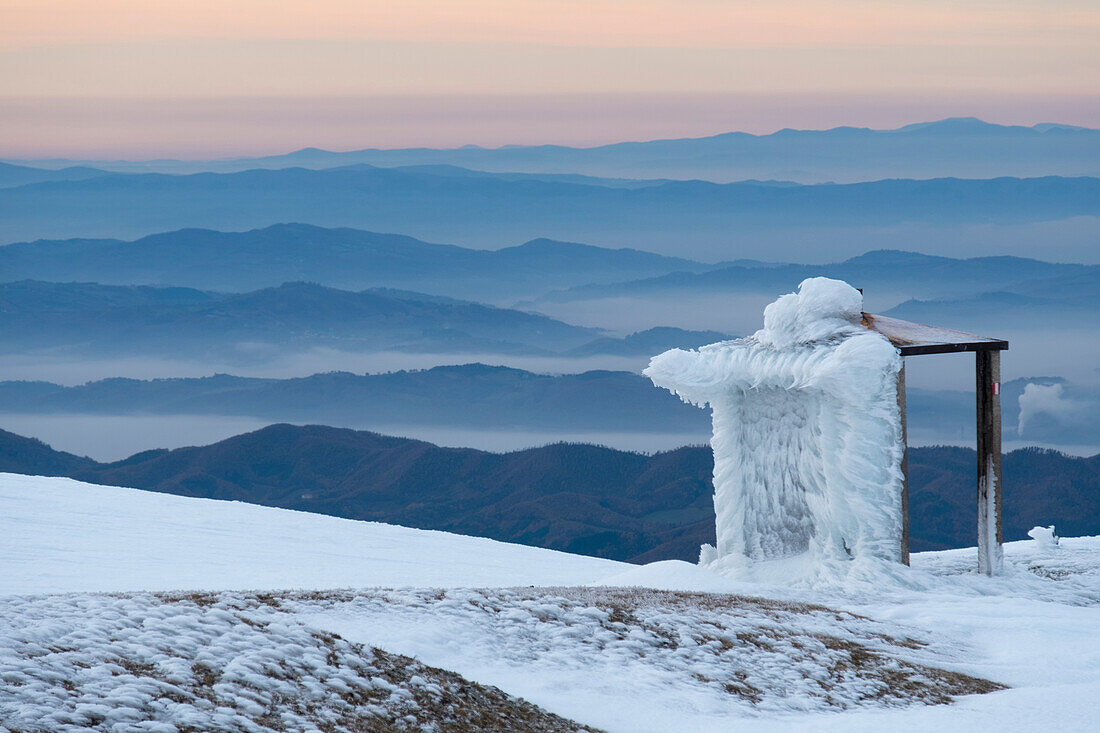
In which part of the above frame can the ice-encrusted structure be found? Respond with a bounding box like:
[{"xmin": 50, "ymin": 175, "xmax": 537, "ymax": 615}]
[{"xmin": 645, "ymin": 278, "xmax": 904, "ymax": 578}]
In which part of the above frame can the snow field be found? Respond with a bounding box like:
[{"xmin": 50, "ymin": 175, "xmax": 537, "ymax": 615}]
[
  {"xmin": 0, "ymin": 472, "xmax": 625, "ymax": 595},
  {"xmin": 3, "ymin": 473, "xmax": 1099, "ymax": 731},
  {"xmin": 0, "ymin": 587, "xmax": 999, "ymax": 733}
]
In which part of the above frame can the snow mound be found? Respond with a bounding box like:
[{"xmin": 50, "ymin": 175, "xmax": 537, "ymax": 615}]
[
  {"xmin": 591, "ymin": 559, "xmax": 738, "ymax": 593},
  {"xmin": 0, "ymin": 592, "xmax": 596, "ymax": 733},
  {"xmin": 645, "ymin": 277, "xmax": 904, "ymax": 580},
  {"xmin": 1028, "ymin": 525, "xmax": 1059, "ymax": 548}
]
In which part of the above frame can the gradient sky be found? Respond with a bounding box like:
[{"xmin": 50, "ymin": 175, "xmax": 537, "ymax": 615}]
[{"xmin": 3, "ymin": 0, "xmax": 1098, "ymax": 157}]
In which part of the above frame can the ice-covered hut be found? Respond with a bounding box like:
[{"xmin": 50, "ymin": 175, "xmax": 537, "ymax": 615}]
[{"xmin": 646, "ymin": 277, "xmax": 1007, "ymax": 577}]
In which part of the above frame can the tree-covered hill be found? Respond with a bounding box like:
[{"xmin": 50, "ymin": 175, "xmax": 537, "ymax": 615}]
[{"xmin": 1, "ymin": 425, "xmax": 1094, "ymax": 561}]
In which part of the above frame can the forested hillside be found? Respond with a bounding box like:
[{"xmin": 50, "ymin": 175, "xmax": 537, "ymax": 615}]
[{"xmin": 3, "ymin": 425, "xmax": 1094, "ymax": 561}]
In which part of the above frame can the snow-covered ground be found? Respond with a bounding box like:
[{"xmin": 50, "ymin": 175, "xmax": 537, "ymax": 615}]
[
  {"xmin": 0, "ymin": 473, "xmax": 623, "ymax": 595},
  {"xmin": 2, "ymin": 473, "xmax": 1099, "ymax": 731}
]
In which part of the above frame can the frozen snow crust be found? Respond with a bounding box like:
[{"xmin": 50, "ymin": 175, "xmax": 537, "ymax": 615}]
[
  {"xmin": 645, "ymin": 277, "xmax": 904, "ymax": 579},
  {"xmin": 0, "ymin": 591, "xmax": 601, "ymax": 733},
  {"xmin": 0, "ymin": 587, "xmax": 1003, "ymax": 732}
]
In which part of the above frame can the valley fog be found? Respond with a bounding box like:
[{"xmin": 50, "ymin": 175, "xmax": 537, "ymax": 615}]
[{"xmin": 0, "ymin": 413, "xmax": 711, "ymax": 463}]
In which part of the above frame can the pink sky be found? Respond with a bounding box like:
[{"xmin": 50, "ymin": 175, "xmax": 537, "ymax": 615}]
[{"xmin": 3, "ymin": 0, "xmax": 1098, "ymax": 157}]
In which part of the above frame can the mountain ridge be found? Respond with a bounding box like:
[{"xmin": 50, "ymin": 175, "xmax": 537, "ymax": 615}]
[
  {"xmin": 0, "ymin": 223, "xmax": 714, "ymax": 298},
  {"xmin": 0, "ymin": 279, "xmax": 744, "ymax": 361},
  {"xmin": 0, "ymin": 366, "xmax": 1092, "ymax": 447},
  {"xmin": 1, "ymin": 165, "xmax": 1095, "ymax": 257},
  {"xmin": 0, "ymin": 423, "xmax": 1095, "ymax": 562},
  {"xmin": 6, "ymin": 117, "xmax": 1097, "ymax": 181},
  {"xmin": 0, "ymin": 279, "xmax": 601, "ymax": 357},
  {"xmin": 0, "ymin": 363, "xmax": 712, "ymax": 432},
  {"xmin": 526, "ymin": 248, "xmax": 1100, "ymax": 305}
]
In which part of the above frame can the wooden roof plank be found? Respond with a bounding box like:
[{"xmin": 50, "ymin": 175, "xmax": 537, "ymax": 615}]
[{"xmin": 861, "ymin": 313, "xmax": 1008, "ymax": 356}]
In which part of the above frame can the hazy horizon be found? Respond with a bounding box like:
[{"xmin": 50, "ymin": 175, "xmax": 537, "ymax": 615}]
[
  {"xmin": 2, "ymin": 99, "xmax": 1098, "ymax": 161},
  {"xmin": 4, "ymin": 0, "xmax": 1097, "ymax": 158},
  {"xmin": 1, "ymin": 1, "xmax": 1097, "ymax": 464}
]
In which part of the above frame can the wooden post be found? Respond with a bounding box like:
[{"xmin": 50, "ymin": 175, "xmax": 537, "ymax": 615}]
[
  {"xmin": 897, "ymin": 361, "xmax": 910, "ymax": 566},
  {"xmin": 976, "ymin": 349, "xmax": 1004, "ymax": 575}
]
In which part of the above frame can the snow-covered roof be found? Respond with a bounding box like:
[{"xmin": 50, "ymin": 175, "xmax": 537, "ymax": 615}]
[{"xmin": 861, "ymin": 312, "xmax": 1009, "ymax": 356}]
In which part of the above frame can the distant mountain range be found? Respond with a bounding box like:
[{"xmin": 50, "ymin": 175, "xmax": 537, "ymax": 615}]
[
  {"xmin": 0, "ymin": 365, "xmax": 711, "ymax": 433},
  {"xmin": 8, "ymin": 118, "xmax": 1099, "ymax": 183},
  {"xmin": 4, "ymin": 225, "xmax": 1097, "ymax": 311},
  {"xmin": 0, "ymin": 162, "xmax": 110, "ymax": 189},
  {"xmin": 884, "ymin": 291, "xmax": 1099, "ymax": 332},
  {"xmin": 0, "ymin": 223, "xmax": 717, "ymax": 299},
  {"xmin": 1, "ymin": 164, "xmax": 1095, "ymax": 260},
  {"xmin": 565, "ymin": 327, "xmax": 731, "ymax": 357},
  {"xmin": 525, "ymin": 249, "xmax": 1100, "ymax": 307},
  {"xmin": 0, "ymin": 280, "xmax": 601, "ymax": 358},
  {"xmin": 0, "ymin": 280, "xmax": 737, "ymax": 361},
  {"xmin": 1, "ymin": 424, "xmax": 1095, "ymax": 561},
  {"xmin": 879, "ymin": 267, "xmax": 1100, "ymax": 334},
  {"xmin": 0, "ymin": 365, "xmax": 1092, "ymax": 446}
]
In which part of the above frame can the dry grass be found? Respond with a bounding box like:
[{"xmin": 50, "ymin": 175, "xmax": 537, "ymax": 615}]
[
  {"xmin": 6, "ymin": 592, "xmax": 603, "ymax": 733},
  {"xmin": 251, "ymin": 585, "xmax": 1005, "ymax": 709},
  {"xmin": 140, "ymin": 586, "xmax": 1008, "ymax": 720}
]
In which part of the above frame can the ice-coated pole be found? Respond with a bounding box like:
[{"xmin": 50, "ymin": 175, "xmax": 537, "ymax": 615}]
[{"xmin": 976, "ymin": 349, "xmax": 1004, "ymax": 575}]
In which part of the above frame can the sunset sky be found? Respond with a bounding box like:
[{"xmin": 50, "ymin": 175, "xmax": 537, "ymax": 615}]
[{"xmin": 3, "ymin": 0, "xmax": 1098, "ymax": 157}]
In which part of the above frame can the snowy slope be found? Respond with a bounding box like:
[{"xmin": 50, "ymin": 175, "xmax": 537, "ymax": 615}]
[
  {"xmin": 3, "ymin": 473, "xmax": 1099, "ymax": 732},
  {"xmin": 0, "ymin": 473, "xmax": 624, "ymax": 595}
]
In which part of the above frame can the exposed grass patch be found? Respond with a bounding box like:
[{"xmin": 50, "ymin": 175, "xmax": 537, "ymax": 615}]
[{"xmin": 0, "ymin": 593, "xmax": 601, "ymax": 732}]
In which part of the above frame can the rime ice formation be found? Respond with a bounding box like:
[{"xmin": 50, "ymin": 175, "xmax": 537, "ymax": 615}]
[
  {"xmin": 1027, "ymin": 525, "xmax": 1059, "ymax": 549},
  {"xmin": 645, "ymin": 277, "xmax": 904, "ymax": 578}
]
